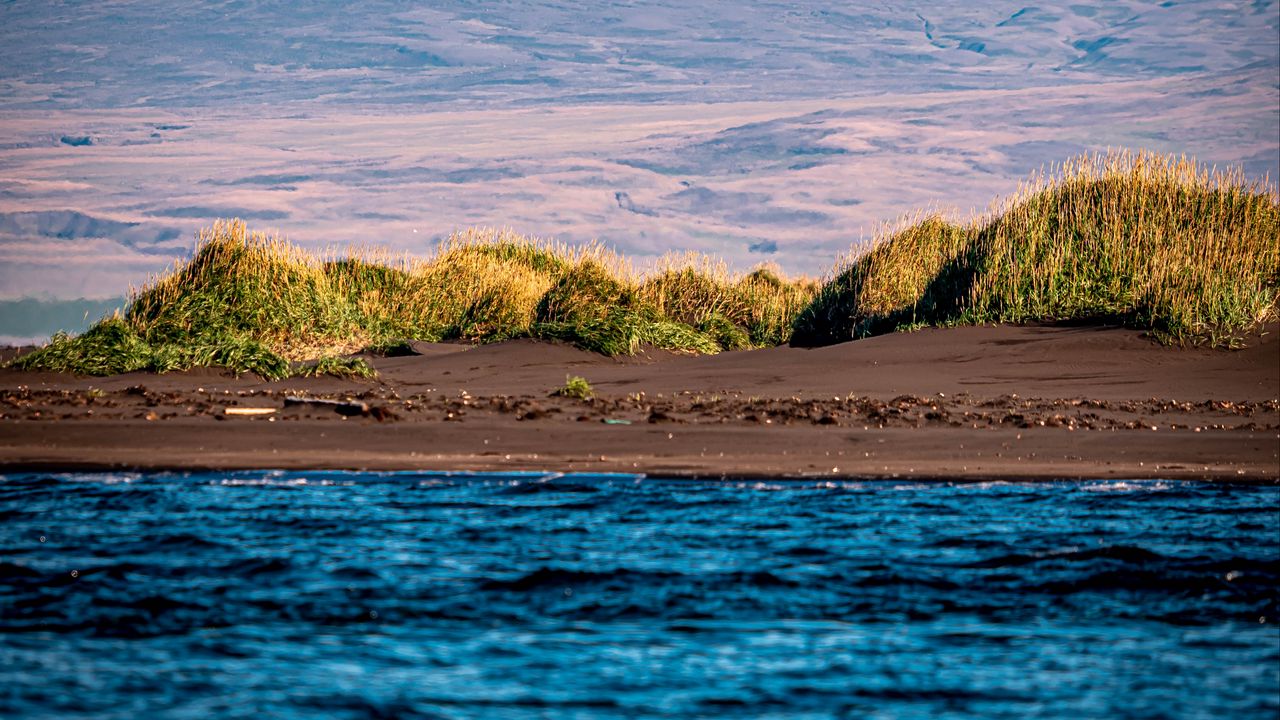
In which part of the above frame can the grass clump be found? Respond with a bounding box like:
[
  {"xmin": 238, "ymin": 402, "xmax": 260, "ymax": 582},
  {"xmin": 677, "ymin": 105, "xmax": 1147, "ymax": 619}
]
[
  {"xmin": 532, "ymin": 257, "xmax": 774, "ymax": 355},
  {"xmin": 640, "ymin": 262, "xmax": 747, "ymax": 351},
  {"xmin": 147, "ymin": 334, "xmax": 291, "ymax": 379},
  {"xmin": 793, "ymin": 216, "xmax": 969, "ymax": 345},
  {"xmin": 643, "ymin": 319, "xmax": 724, "ymax": 355},
  {"xmin": 639, "ymin": 256, "xmax": 817, "ymax": 350},
  {"xmin": 295, "ymin": 356, "xmax": 378, "ymax": 379},
  {"xmin": 422, "ymin": 250, "xmax": 550, "ymax": 342},
  {"xmin": 534, "ymin": 312, "xmax": 643, "ymax": 356},
  {"xmin": 11, "ymin": 315, "xmax": 151, "ymax": 376},
  {"xmin": 794, "ymin": 150, "xmax": 1279, "ymax": 346},
  {"xmin": 553, "ymin": 375, "xmax": 594, "ymax": 400},
  {"xmin": 536, "ymin": 260, "xmax": 637, "ymax": 322},
  {"xmin": 10, "ymin": 314, "xmax": 292, "ymax": 379},
  {"xmin": 733, "ymin": 265, "xmax": 820, "ymax": 346},
  {"xmin": 533, "ymin": 260, "xmax": 650, "ymax": 354}
]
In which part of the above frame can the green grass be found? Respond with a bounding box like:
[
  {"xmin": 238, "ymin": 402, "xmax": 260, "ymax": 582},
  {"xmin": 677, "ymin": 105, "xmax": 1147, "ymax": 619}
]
[
  {"xmin": 10, "ymin": 314, "xmax": 292, "ymax": 379},
  {"xmin": 553, "ymin": 375, "xmax": 595, "ymax": 400},
  {"xmin": 295, "ymin": 356, "xmax": 378, "ymax": 379},
  {"xmin": 9, "ymin": 149, "xmax": 1277, "ymax": 378}
]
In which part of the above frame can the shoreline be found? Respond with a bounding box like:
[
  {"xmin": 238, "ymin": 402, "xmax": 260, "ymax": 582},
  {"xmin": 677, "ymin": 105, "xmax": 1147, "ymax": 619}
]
[
  {"xmin": 1, "ymin": 415, "xmax": 1274, "ymax": 482},
  {"xmin": 2, "ymin": 323, "xmax": 1277, "ymax": 482}
]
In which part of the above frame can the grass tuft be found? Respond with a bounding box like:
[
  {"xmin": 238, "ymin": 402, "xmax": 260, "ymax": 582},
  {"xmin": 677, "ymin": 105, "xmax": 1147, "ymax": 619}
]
[{"xmin": 553, "ymin": 375, "xmax": 595, "ymax": 400}]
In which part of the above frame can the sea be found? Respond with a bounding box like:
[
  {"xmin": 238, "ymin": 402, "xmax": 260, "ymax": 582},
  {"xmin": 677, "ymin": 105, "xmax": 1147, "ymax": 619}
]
[{"xmin": 0, "ymin": 471, "xmax": 1277, "ymax": 719}]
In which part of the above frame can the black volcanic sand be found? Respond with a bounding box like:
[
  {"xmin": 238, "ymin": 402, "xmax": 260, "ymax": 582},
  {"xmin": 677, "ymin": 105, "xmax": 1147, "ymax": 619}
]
[{"xmin": 1, "ymin": 324, "xmax": 1277, "ymax": 480}]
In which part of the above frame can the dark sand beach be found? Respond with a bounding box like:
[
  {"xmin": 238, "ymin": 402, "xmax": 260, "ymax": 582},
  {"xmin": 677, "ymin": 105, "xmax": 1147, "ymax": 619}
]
[
  {"xmin": 5, "ymin": 322, "xmax": 1274, "ymax": 479},
  {"xmin": 1, "ymin": 323, "xmax": 1276, "ymax": 481}
]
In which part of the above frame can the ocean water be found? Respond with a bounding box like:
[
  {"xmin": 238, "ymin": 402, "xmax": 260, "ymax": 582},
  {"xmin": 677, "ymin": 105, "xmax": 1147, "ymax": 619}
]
[{"xmin": 0, "ymin": 472, "xmax": 1277, "ymax": 720}]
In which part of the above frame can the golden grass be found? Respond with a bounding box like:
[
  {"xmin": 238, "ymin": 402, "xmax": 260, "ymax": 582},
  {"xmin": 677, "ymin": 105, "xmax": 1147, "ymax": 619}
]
[
  {"xmin": 14, "ymin": 221, "xmax": 816, "ymax": 377},
  {"xmin": 794, "ymin": 150, "xmax": 1279, "ymax": 346}
]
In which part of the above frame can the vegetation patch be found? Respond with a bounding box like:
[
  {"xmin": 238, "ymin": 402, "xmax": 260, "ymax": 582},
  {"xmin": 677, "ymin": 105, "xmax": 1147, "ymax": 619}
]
[
  {"xmin": 11, "ymin": 223, "xmax": 808, "ymax": 377},
  {"xmin": 11, "ymin": 315, "xmax": 292, "ymax": 380},
  {"xmin": 793, "ymin": 150, "xmax": 1279, "ymax": 347},
  {"xmin": 295, "ymin": 356, "xmax": 378, "ymax": 379},
  {"xmin": 553, "ymin": 375, "xmax": 595, "ymax": 400}
]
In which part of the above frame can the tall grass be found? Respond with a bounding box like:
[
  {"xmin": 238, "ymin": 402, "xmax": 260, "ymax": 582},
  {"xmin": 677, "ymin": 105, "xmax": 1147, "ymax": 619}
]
[
  {"xmin": 13, "ymin": 223, "xmax": 814, "ymax": 378},
  {"xmin": 12, "ymin": 149, "xmax": 1276, "ymax": 378},
  {"xmin": 793, "ymin": 150, "xmax": 1279, "ymax": 346}
]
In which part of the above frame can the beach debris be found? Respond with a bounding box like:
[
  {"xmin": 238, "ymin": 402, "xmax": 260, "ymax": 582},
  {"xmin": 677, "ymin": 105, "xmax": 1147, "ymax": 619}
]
[
  {"xmin": 223, "ymin": 407, "xmax": 277, "ymax": 416},
  {"xmin": 274, "ymin": 396, "xmax": 398, "ymax": 421},
  {"xmin": 602, "ymin": 418, "xmax": 632, "ymax": 425},
  {"xmin": 284, "ymin": 396, "xmax": 369, "ymax": 416},
  {"xmin": 517, "ymin": 402, "xmax": 548, "ymax": 421}
]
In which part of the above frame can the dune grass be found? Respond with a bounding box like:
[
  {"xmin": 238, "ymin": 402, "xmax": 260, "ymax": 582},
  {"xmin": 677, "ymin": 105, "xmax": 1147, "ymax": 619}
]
[
  {"xmin": 10, "ymin": 149, "xmax": 1277, "ymax": 378},
  {"xmin": 12, "ymin": 224, "xmax": 812, "ymax": 378},
  {"xmin": 793, "ymin": 150, "xmax": 1279, "ymax": 347}
]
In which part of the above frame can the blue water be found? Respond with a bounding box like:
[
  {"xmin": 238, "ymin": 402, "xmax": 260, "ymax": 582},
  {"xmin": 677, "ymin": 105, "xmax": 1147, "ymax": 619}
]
[{"xmin": 1, "ymin": 472, "xmax": 1277, "ymax": 720}]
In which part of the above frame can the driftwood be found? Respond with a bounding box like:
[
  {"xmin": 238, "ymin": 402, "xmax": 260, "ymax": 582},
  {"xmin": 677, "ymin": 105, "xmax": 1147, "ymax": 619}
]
[{"xmin": 223, "ymin": 407, "xmax": 277, "ymax": 416}]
